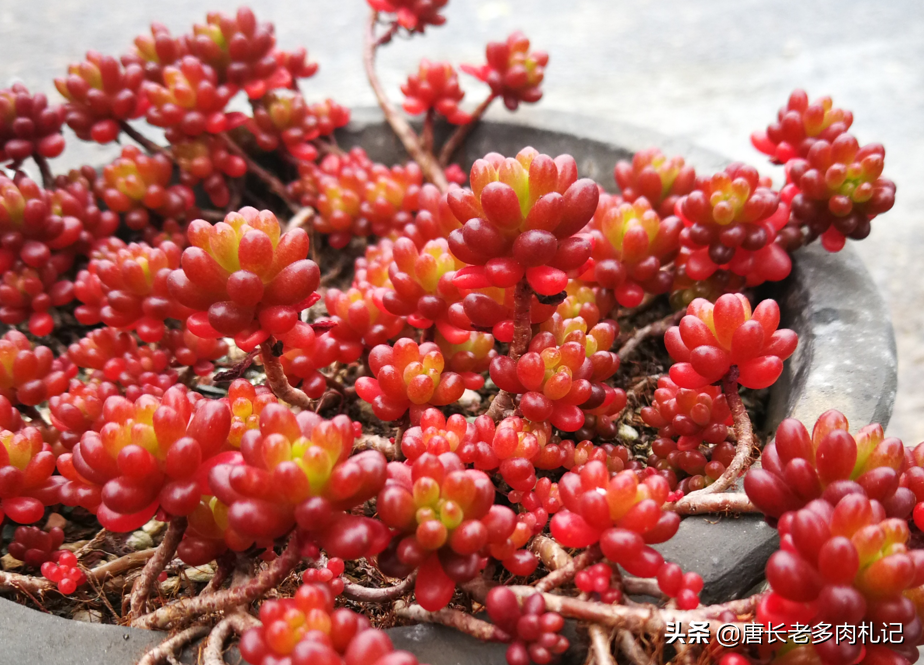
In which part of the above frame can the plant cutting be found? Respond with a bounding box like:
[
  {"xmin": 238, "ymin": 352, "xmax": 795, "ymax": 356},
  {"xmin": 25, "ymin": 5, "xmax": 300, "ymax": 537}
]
[{"xmin": 0, "ymin": 4, "xmax": 911, "ymax": 665}]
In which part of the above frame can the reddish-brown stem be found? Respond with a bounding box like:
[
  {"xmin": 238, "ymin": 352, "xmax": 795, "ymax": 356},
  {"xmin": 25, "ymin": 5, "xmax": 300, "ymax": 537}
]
[
  {"xmin": 314, "ymin": 390, "xmax": 342, "ymax": 414},
  {"xmin": 0, "ymin": 549, "xmax": 158, "ymax": 596},
  {"xmin": 394, "ymin": 413, "xmax": 410, "ymax": 461},
  {"xmin": 534, "ymin": 544, "xmax": 603, "ymax": 592},
  {"xmin": 618, "ymin": 628, "xmax": 650, "ymax": 665},
  {"xmin": 622, "ymin": 577, "xmax": 662, "ymax": 598},
  {"xmin": 485, "ymin": 390, "xmax": 514, "ymax": 422},
  {"xmin": 285, "ymin": 206, "xmax": 316, "ymax": 233},
  {"xmin": 202, "ymin": 612, "xmax": 260, "ymax": 665},
  {"xmin": 589, "ymin": 623, "xmax": 617, "ymax": 665},
  {"xmin": 530, "ymin": 535, "xmax": 573, "ymax": 572},
  {"xmin": 675, "ymin": 368, "xmax": 755, "ymax": 503},
  {"xmin": 130, "ymin": 517, "xmax": 187, "ymax": 619},
  {"xmin": 90, "ymin": 548, "xmax": 157, "ymax": 583},
  {"xmin": 373, "ymin": 19, "xmax": 400, "ymax": 47},
  {"xmin": 220, "ymin": 132, "xmax": 299, "ymax": 213},
  {"xmin": 534, "ymin": 543, "xmax": 618, "ymax": 665},
  {"xmin": 138, "ymin": 624, "xmax": 210, "ymax": 665},
  {"xmin": 418, "ymin": 325, "xmax": 435, "ymax": 344},
  {"xmin": 531, "ymin": 537, "xmax": 662, "ymax": 598},
  {"xmin": 342, "ymin": 571, "xmax": 417, "ymax": 602},
  {"xmin": 259, "ymin": 339, "xmax": 314, "ymax": 409},
  {"xmin": 33, "ymin": 153, "xmax": 54, "ymax": 190},
  {"xmin": 510, "ymin": 278, "xmax": 533, "ymax": 362},
  {"xmin": 395, "ymin": 601, "xmax": 509, "ymax": 641},
  {"xmin": 134, "ymin": 537, "xmax": 301, "ymax": 630},
  {"xmin": 363, "ymin": 10, "xmax": 448, "ymax": 191},
  {"xmin": 617, "ymin": 311, "xmax": 683, "ymax": 362},
  {"xmin": 0, "ymin": 570, "xmax": 54, "ymax": 594},
  {"xmin": 616, "ymin": 630, "xmax": 651, "ymax": 665},
  {"xmin": 667, "ymin": 492, "xmax": 757, "ymax": 515},
  {"xmin": 118, "ymin": 121, "xmax": 170, "ymax": 157},
  {"xmin": 507, "ymin": 585, "xmax": 748, "ymax": 634},
  {"xmin": 202, "ymin": 552, "xmax": 237, "ymax": 595},
  {"xmin": 438, "ymin": 93, "xmax": 497, "ymax": 167},
  {"xmin": 73, "ymin": 527, "xmax": 107, "ymax": 558},
  {"xmin": 421, "ymin": 109, "xmax": 435, "ymax": 154},
  {"xmin": 486, "ymin": 278, "xmax": 532, "ymax": 422}
]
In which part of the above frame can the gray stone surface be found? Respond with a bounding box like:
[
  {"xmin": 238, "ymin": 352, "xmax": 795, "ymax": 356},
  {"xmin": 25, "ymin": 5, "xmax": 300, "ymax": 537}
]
[
  {"xmin": 390, "ymin": 621, "xmax": 587, "ymax": 665},
  {"xmin": 653, "ymin": 515, "xmax": 779, "ymax": 605},
  {"xmin": 765, "ymin": 243, "xmax": 898, "ymax": 434},
  {"xmin": 0, "ymin": 596, "xmax": 169, "ymax": 665}
]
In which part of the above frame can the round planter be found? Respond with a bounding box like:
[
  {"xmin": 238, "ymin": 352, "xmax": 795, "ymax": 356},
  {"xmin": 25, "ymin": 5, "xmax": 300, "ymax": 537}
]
[{"xmin": 0, "ymin": 109, "xmax": 898, "ymax": 665}]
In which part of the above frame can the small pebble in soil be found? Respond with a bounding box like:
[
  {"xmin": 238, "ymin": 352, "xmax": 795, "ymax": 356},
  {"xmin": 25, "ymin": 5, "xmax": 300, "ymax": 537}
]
[
  {"xmin": 141, "ymin": 519, "xmax": 165, "ymax": 536},
  {"xmin": 126, "ymin": 531, "xmax": 154, "ymax": 551},
  {"xmin": 619, "ymin": 423, "xmax": 639, "ymax": 441},
  {"xmin": 1, "ymin": 553, "xmax": 23, "ymax": 571},
  {"xmin": 458, "ymin": 389, "xmax": 482, "ymax": 411}
]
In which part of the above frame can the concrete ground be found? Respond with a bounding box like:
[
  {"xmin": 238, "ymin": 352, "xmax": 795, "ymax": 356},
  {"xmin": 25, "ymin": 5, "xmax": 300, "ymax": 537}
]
[{"xmin": 2, "ymin": 0, "xmax": 923, "ymax": 440}]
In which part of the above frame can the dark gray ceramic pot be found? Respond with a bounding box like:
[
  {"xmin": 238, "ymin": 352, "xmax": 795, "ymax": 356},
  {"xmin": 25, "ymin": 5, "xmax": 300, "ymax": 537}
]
[{"xmin": 0, "ymin": 109, "xmax": 897, "ymax": 665}]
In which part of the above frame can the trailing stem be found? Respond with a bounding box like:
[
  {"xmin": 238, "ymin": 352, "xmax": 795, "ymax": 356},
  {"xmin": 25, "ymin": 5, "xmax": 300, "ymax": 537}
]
[
  {"xmin": 130, "ymin": 517, "xmax": 188, "ymax": 619},
  {"xmin": 342, "ymin": 570, "xmax": 417, "ymax": 602},
  {"xmin": 667, "ymin": 492, "xmax": 757, "ymax": 515},
  {"xmin": 421, "ymin": 109, "xmax": 435, "ymax": 154},
  {"xmin": 394, "ymin": 601, "xmax": 509, "ymax": 642},
  {"xmin": 393, "ymin": 413, "xmax": 410, "ymax": 461},
  {"xmin": 617, "ymin": 311, "xmax": 683, "ymax": 363},
  {"xmin": 137, "ymin": 624, "xmax": 210, "ymax": 665},
  {"xmin": 259, "ymin": 339, "xmax": 314, "ymax": 409},
  {"xmin": 201, "ymin": 552, "xmax": 237, "ymax": 595},
  {"xmin": 119, "ymin": 120, "xmax": 171, "ymax": 157},
  {"xmin": 202, "ymin": 612, "xmax": 260, "ymax": 665},
  {"xmin": 33, "ymin": 154, "xmax": 54, "ymax": 190},
  {"xmin": 622, "ymin": 576, "xmax": 663, "ymax": 598},
  {"xmin": 534, "ymin": 544, "xmax": 603, "ymax": 592},
  {"xmin": 529, "ymin": 535, "xmax": 572, "ymax": 572},
  {"xmin": 617, "ymin": 628, "xmax": 650, "ymax": 665},
  {"xmin": 438, "ymin": 93, "xmax": 497, "ymax": 167},
  {"xmin": 0, "ymin": 548, "xmax": 158, "ymax": 596},
  {"xmin": 506, "ymin": 585, "xmax": 748, "ymax": 634},
  {"xmin": 588, "ymin": 623, "xmax": 617, "ymax": 665},
  {"xmin": 134, "ymin": 537, "xmax": 301, "ymax": 630},
  {"xmin": 285, "ymin": 205, "xmax": 316, "ymax": 233},
  {"xmin": 509, "ymin": 278, "xmax": 533, "ymax": 362},
  {"xmin": 486, "ymin": 278, "xmax": 533, "ymax": 421},
  {"xmin": 220, "ymin": 132, "xmax": 299, "ymax": 213},
  {"xmin": 363, "ymin": 10, "xmax": 448, "ymax": 191},
  {"xmin": 87, "ymin": 548, "xmax": 158, "ymax": 582},
  {"xmin": 0, "ymin": 570, "xmax": 54, "ymax": 595},
  {"xmin": 674, "ymin": 367, "xmax": 755, "ymax": 504}
]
